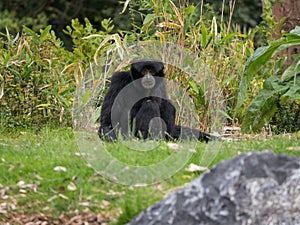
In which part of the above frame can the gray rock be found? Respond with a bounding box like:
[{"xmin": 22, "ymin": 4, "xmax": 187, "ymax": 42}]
[{"xmin": 128, "ymin": 151, "xmax": 300, "ymax": 225}]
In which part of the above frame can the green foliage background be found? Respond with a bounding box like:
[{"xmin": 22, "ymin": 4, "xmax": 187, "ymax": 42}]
[
  {"xmin": 0, "ymin": 26, "xmax": 73, "ymax": 127},
  {"xmin": 0, "ymin": 0, "xmax": 299, "ymax": 133},
  {"xmin": 0, "ymin": 0, "xmax": 262, "ymax": 48}
]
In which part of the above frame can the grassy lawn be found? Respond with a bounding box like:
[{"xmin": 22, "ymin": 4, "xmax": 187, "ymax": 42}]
[{"xmin": 0, "ymin": 127, "xmax": 300, "ymax": 224}]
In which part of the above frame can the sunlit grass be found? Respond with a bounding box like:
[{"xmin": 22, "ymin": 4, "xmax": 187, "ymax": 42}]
[{"xmin": 0, "ymin": 127, "xmax": 299, "ymax": 224}]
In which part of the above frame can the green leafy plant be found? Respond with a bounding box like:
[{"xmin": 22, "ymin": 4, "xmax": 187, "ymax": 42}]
[
  {"xmin": 237, "ymin": 26, "xmax": 300, "ymax": 133},
  {"xmin": 0, "ymin": 26, "xmax": 73, "ymax": 128},
  {"xmin": 0, "ymin": 0, "xmax": 256, "ymax": 131},
  {"xmin": 62, "ymin": 18, "xmax": 116, "ymax": 84},
  {"xmin": 119, "ymin": 0, "xmax": 254, "ymax": 129}
]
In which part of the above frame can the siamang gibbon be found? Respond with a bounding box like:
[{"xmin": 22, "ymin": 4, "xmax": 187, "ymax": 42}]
[{"xmin": 98, "ymin": 59, "xmax": 217, "ymax": 142}]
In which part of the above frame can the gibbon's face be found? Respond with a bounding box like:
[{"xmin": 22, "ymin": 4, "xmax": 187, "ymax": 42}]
[
  {"xmin": 130, "ymin": 59, "xmax": 165, "ymax": 89},
  {"xmin": 141, "ymin": 68, "xmax": 156, "ymax": 89}
]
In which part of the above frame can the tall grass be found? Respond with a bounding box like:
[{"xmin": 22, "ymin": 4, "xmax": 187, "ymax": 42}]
[
  {"xmin": 0, "ymin": 26, "xmax": 73, "ymax": 128},
  {"xmin": 96, "ymin": 0, "xmax": 255, "ymax": 129}
]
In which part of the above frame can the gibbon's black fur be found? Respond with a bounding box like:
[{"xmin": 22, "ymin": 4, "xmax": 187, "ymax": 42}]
[{"xmin": 98, "ymin": 59, "xmax": 217, "ymax": 142}]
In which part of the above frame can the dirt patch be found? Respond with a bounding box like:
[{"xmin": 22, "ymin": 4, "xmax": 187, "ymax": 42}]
[{"xmin": 1, "ymin": 210, "xmax": 110, "ymax": 225}]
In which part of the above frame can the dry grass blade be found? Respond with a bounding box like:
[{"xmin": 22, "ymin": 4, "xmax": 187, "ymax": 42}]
[
  {"xmin": 121, "ymin": 0, "xmax": 131, "ymax": 14},
  {"xmin": 94, "ymin": 34, "xmax": 124, "ymax": 64},
  {"xmin": 157, "ymin": 22, "xmax": 182, "ymax": 29},
  {"xmin": 168, "ymin": 0, "xmax": 184, "ymax": 27},
  {"xmin": 0, "ymin": 74, "xmax": 3, "ymax": 99}
]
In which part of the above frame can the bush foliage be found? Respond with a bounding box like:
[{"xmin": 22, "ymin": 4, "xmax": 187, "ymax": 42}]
[
  {"xmin": 0, "ymin": 0, "xmax": 299, "ymax": 133},
  {"xmin": 0, "ymin": 26, "xmax": 73, "ymax": 127}
]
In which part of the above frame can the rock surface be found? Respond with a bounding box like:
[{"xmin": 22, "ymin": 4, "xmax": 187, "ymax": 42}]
[{"xmin": 128, "ymin": 151, "xmax": 300, "ymax": 225}]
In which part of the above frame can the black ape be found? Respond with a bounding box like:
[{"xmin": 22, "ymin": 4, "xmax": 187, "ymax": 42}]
[{"xmin": 98, "ymin": 59, "xmax": 216, "ymax": 142}]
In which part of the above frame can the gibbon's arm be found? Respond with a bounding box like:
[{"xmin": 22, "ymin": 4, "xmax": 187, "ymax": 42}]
[{"xmin": 98, "ymin": 72, "xmax": 131, "ymax": 140}]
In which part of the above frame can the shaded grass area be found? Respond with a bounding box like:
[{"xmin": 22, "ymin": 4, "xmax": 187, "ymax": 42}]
[{"xmin": 0, "ymin": 127, "xmax": 299, "ymax": 224}]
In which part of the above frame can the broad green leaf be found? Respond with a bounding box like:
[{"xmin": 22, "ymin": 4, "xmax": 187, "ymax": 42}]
[
  {"xmin": 188, "ymin": 80, "xmax": 199, "ymax": 93},
  {"xmin": 281, "ymin": 59, "xmax": 300, "ymax": 82},
  {"xmin": 219, "ymin": 32, "xmax": 237, "ymax": 43},
  {"xmin": 241, "ymin": 76, "xmax": 288, "ymax": 133},
  {"xmin": 22, "ymin": 25, "xmax": 39, "ymax": 39},
  {"xmin": 218, "ymin": 109, "xmax": 233, "ymax": 121},
  {"xmin": 242, "ymin": 95, "xmax": 278, "ymax": 133},
  {"xmin": 3, "ymin": 51, "xmax": 11, "ymax": 67},
  {"xmin": 236, "ymin": 34, "xmax": 300, "ymax": 112},
  {"xmin": 294, "ymin": 59, "xmax": 300, "ymax": 82},
  {"xmin": 40, "ymin": 25, "xmax": 52, "ymax": 41},
  {"xmin": 56, "ymin": 94, "xmax": 71, "ymax": 107},
  {"xmin": 185, "ymin": 5, "xmax": 195, "ymax": 15},
  {"xmin": 276, "ymin": 39, "xmax": 300, "ymax": 52},
  {"xmin": 5, "ymin": 27, "xmax": 10, "ymax": 42},
  {"xmin": 12, "ymin": 32, "xmax": 20, "ymax": 44},
  {"xmin": 143, "ymin": 14, "xmax": 155, "ymax": 25},
  {"xmin": 221, "ymin": 73, "xmax": 238, "ymax": 86},
  {"xmin": 82, "ymin": 89, "xmax": 92, "ymax": 105},
  {"xmin": 281, "ymin": 78, "xmax": 300, "ymax": 100},
  {"xmin": 290, "ymin": 26, "xmax": 300, "ymax": 36},
  {"xmin": 93, "ymin": 107, "xmax": 102, "ymax": 124},
  {"xmin": 282, "ymin": 85, "xmax": 300, "ymax": 100}
]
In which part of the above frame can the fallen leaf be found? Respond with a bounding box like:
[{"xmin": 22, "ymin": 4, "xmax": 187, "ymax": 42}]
[
  {"xmin": 182, "ymin": 175, "xmax": 192, "ymax": 179},
  {"xmin": 133, "ymin": 183, "xmax": 147, "ymax": 187},
  {"xmin": 102, "ymin": 200, "xmax": 110, "ymax": 207},
  {"xmin": 8, "ymin": 165, "xmax": 15, "ymax": 172},
  {"xmin": 47, "ymin": 195, "xmax": 57, "ymax": 202},
  {"xmin": 156, "ymin": 184, "xmax": 163, "ymax": 191},
  {"xmin": 2, "ymin": 195, "xmax": 9, "ymax": 200},
  {"xmin": 286, "ymin": 146, "xmax": 300, "ymax": 151},
  {"xmin": 19, "ymin": 189, "xmax": 26, "ymax": 194},
  {"xmin": 43, "ymin": 206, "xmax": 50, "ymax": 211},
  {"xmin": 78, "ymin": 202, "xmax": 90, "ymax": 207},
  {"xmin": 17, "ymin": 181, "xmax": 25, "ymax": 187},
  {"xmin": 18, "ymin": 194, "xmax": 26, "ymax": 198},
  {"xmin": 53, "ymin": 166, "xmax": 67, "ymax": 172},
  {"xmin": 167, "ymin": 143, "xmax": 184, "ymax": 150},
  {"xmin": 67, "ymin": 182, "xmax": 77, "ymax": 191},
  {"xmin": 75, "ymin": 152, "xmax": 87, "ymax": 157},
  {"xmin": 100, "ymin": 200, "xmax": 110, "ymax": 209},
  {"xmin": 106, "ymin": 190, "xmax": 125, "ymax": 196},
  {"xmin": 185, "ymin": 163, "xmax": 208, "ymax": 172},
  {"xmin": 188, "ymin": 148, "xmax": 196, "ymax": 153},
  {"xmin": 35, "ymin": 174, "xmax": 43, "ymax": 180},
  {"xmin": 58, "ymin": 193, "xmax": 69, "ymax": 200}
]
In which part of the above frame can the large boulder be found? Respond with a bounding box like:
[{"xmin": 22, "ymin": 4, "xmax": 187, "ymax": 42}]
[{"xmin": 128, "ymin": 151, "xmax": 300, "ymax": 225}]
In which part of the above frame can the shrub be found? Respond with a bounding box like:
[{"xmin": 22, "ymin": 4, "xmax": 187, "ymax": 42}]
[
  {"xmin": 0, "ymin": 26, "xmax": 74, "ymax": 128},
  {"xmin": 237, "ymin": 26, "xmax": 300, "ymax": 133}
]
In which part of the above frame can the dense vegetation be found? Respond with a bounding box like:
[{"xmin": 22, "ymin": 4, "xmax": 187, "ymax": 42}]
[
  {"xmin": 0, "ymin": 0, "xmax": 262, "ymax": 48},
  {"xmin": 0, "ymin": 0, "xmax": 299, "ymax": 133}
]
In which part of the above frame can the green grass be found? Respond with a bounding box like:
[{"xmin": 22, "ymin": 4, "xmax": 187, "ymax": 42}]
[{"xmin": 0, "ymin": 127, "xmax": 299, "ymax": 224}]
